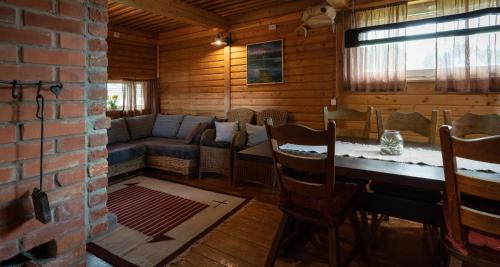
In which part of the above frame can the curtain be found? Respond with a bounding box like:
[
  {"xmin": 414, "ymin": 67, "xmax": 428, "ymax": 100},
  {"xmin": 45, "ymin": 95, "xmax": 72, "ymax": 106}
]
[
  {"xmin": 122, "ymin": 78, "xmax": 160, "ymax": 117},
  {"xmin": 436, "ymin": 0, "xmax": 500, "ymax": 92},
  {"xmin": 344, "ymin": 3, "xmax": 407, "ymax": 92}
]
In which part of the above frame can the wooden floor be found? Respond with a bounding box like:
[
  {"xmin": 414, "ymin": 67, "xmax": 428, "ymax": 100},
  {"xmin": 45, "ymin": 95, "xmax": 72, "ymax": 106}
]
[{"xmin": 141, "ymin": 170, "xmax": 436, "ymax": 267}]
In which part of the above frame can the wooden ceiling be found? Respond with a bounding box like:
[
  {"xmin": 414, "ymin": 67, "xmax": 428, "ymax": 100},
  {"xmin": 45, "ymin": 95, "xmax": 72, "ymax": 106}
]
[{"xmin": 108, "ymin": 0, "xmax": 295, "ymax": 33}]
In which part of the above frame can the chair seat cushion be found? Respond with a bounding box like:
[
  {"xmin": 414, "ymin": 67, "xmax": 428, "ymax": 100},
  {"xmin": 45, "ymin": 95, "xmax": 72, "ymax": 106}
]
[
  {"xmin": 369, "ymin": 182, "xmax": 442, "ymax": 203},
  {"xmin": 107, "ymin": 143, "xmax": 146, "ymax": 165},
  {"xmin": 132, "ymin": 137, "xmax": 199, "ymax": 160},
  {"xmin": 201, "ymin": 134, "xmax": 230, "ymax": 148}
]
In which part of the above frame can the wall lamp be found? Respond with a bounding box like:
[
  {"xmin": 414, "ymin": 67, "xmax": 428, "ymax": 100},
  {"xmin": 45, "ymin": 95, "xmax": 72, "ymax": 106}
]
[{"xmin": 211, "ymin": 33, "xmax": 231, "ymax": 47}]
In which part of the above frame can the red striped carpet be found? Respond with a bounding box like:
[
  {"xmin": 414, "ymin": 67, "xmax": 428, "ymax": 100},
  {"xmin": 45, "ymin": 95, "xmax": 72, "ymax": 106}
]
[
  {"xmin": 108, "ymin": 185, "xmax": 209, "ymax": 237},
  {"xmin": 87, "ymin": 176, "xmax": 249, "ymax": 267}
]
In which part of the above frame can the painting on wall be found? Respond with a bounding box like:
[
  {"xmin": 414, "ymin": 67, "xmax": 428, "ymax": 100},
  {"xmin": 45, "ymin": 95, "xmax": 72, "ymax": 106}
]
[{"xmin": 247, "ymin": 40, "xmax": 283, "ymax": 85}]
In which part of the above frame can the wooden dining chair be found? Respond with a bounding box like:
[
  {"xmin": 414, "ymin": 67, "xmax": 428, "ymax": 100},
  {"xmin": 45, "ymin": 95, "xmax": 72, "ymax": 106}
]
[
  {"xmin": 443, "ymin": 111, "xmax": 500, "ymax": 138},
  {"xmin": 264, "ymin": 121, "xmax": 366, "ymax": 267},
  {"xmin": 376, "ymin": 110, "xmax": 439, "ymax": 144},
  {"xmin": 439, "ymin": 125, "xmax": 500, "ymax": 267},
  {"xmin": 323, "ymin": 106, "xmax": 373, "ymax": 139}
]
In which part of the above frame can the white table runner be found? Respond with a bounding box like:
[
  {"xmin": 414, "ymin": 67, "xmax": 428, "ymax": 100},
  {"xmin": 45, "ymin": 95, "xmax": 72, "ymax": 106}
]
[{"xmin": 279, "ymin": 142, "xmax": 500, "ymax": 173}]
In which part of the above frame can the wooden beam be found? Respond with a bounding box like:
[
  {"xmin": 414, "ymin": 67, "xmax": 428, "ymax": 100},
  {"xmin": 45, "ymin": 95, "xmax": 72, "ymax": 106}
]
[
  {"xmin": 114, "ymin": 0, "xmax": 228, "ymax": 30},
  {"xmin": 327, "ymin": 0, "xmax": 349, "ymax": 9},
  {"xmin": 223, "ymin": 45, "xmax": 231, "ymax": 114}
]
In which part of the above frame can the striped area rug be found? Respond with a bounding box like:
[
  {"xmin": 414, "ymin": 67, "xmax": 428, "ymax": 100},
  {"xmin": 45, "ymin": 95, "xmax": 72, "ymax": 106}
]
[{"xmin": 87, "ymin": 176, "xmax": 249, "ymax": 267}]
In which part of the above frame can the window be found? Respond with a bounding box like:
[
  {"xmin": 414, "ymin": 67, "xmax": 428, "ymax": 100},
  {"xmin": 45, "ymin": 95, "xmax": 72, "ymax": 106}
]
[
  {"xmin": 106, "ymin": 80, "xmax": 145, "ymax": 111},
  {"xmin": 107, "ymin": 81, "xmax": 124, "ymax": 110}
]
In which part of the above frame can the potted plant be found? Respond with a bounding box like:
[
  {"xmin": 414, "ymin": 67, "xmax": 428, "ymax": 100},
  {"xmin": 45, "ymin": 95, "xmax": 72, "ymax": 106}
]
[{"xmin": 107, "ymin": 95, "xmax": 119, "ymax": 110}]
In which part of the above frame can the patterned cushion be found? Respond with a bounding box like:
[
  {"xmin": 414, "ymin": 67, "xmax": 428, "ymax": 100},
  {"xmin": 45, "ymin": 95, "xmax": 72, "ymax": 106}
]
[
  {"xmin": 107, "ymin": 143, "xmax": 146, "ymax": 165},
  {"xmin": 152, "ymin": 114, "xmax": 185, "ymax": 138},
  {"xmin": 176, "ymin": 115, "xmax": 215, "ymax": 139},
  {"xmin": 108, "ymin": 119, "xmax": 130, "ymax": 145},
  {"xmin": 132, "ymin": 137, "xmax": 199, "ymax": 160},
  {"xmin": 125, "ymin": 114, "xmax": 156, "ymax": 140}
]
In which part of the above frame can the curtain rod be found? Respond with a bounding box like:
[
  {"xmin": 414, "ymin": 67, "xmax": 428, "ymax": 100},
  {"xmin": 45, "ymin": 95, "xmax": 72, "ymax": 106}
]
[{"xmin": 345, "ymin": 7, "xmax": 500, "ymax": 48}]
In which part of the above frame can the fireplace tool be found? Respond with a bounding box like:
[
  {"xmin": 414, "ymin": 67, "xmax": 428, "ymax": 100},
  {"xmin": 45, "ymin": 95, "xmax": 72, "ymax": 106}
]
[{"xmin": 2, "ymin": 80, "xmax": 63, "ymax": 224}]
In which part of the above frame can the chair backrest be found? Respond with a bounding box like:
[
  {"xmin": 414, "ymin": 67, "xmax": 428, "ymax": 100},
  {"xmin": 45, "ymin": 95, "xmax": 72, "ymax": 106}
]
[
  {"xmin": 227, "ymin": 108, "xmax": 255, "ymax": 131},
  {"xmin": 323, "ymin": 106, "xmax": 373, "ymax": 139},
  {"xmin": 440, "ymin": 125, "xmax": 500, "ymax": 245},
  {"xmin": 265, "ymin": 120, "xmax": 336, "ymax": 215},
  {"xmin": 256, "ymin": 109, "xmax": 288, "ymax": 126},
  {"xmin": 377, "ymin": 110, "xmax": 438, "ymax": 144},
  {"xmin": 443, "ymin": 111, "xmax": 500, "ymax": 138}
]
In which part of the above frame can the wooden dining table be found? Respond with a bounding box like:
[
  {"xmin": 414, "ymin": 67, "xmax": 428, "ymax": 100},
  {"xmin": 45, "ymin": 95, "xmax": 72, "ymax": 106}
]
[{"xmin": 236, "ymin": 141, "xmax": 498, "ymax": 225}]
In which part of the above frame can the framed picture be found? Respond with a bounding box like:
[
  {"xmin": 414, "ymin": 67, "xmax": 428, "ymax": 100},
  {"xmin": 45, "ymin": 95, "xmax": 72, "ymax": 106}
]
[{"xmin": 246, "ymin": 39, "xmax": 283, "ymax": 85}]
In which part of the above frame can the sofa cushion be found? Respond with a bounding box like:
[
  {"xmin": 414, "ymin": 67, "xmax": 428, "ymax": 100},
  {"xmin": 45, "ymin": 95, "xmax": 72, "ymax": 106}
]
[
  {"xmin": 215, "ymin": 121, "xmax": 238, "ymax": 142},
  {"xmin": 176, "ymin": 115, "xmax": 215, "ymax": 139},
  {"xmin": 152, "ymin": 114, "xmax": 184, "ymax": 138},
  {"xmin": 108, "ymin": 118, "xmax": 130, "ymax": 145},
  {"xmin": 125, "ymin": 114, "xmax": 156, "ymax": 140},
  {"xmin": 246, "ymin": 123, "xmax": 267, "ymax": 146},
  {"xmin": 132, "ymin": 137, "xmax": 199, "ymax": 160},
  {"xmin": 107, "ymin": 143, "xmax": 146, "ymax": 165}
]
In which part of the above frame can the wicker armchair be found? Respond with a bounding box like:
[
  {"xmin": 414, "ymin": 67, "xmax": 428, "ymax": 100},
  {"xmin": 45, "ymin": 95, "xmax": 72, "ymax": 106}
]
[
  {"xmin": 199, "ymin": 108, "xmax": 255, "ymax": 180},
  {"xmin": 233, "ymin": 109, "xmax": 288, "ymax": 186}
]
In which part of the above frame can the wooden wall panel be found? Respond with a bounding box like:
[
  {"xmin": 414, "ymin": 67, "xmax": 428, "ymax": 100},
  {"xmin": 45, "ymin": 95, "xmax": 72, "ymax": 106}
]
[
  {"xmin": 107, "ymin": 25, "xmax": 158, "ymax": 80},
  {"xmin": 159, "ymin": 35, "xmax": 226, "ymax": 116}
]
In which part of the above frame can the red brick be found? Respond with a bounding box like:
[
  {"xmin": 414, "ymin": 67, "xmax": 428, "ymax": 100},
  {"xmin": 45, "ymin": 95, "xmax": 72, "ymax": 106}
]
[
  {"xmin": 59, "ymin": 0, "xmax": 85, "ymax": 19},
  {"xmin": 57, "ymin": 135, "xmax": 85, "ymax": 152},
  {"xmin": 56, "ymin": 167, "xmax": 85, "ymax": 186},
  {"xmin": 89, "ymin": 7, "xmax": 108, "ymax": 23},
  {"xmin": 90, "ymin": 0, "xmax": 107, "ymax": 7},
  {"xmin": 0, "ymin": 125, "xmax": 16, "ymax": 144},
  {"xmin": 24, "ymin": 12, "xmax": 84, "ymax": 34},
  {"xmin": 4, "ymin": 0, "xmax": 52, "ymax": 12},
  {"xmin": 0, "ymin": 45, "xmax": 16, "ymax": 62},
  {"xmin": 0, "ymin": 103, "xmax": 14, "ymax": 122},
  {"xmin": 47, "ymin": 183, "xmax": 84, "ymax": 205},
  {"xmin": 0, "ymin": 145, "xmax": 16, "ymax": 164},
  {"xmin": 21, "ymin": 217, "xmax": 84, "ymax": 251},
  {"xmin": 88, "ymin": 102, "xmax": 106, "ymax": 116},
  {"xmin": 0, "ymin": 25, "xmax": 52, "ymax": 46},
  {"xmin": 47, "ymin": 243, "xmax": 86, "ymax": 266},
  {"xmin": 0, "ymin": 239, "xmax": 18, "ymax": 261},
  {"xmin": 58, "ymin": 86, "xmax": 84, "ymax": 100},
  {"xmin": 22, "ymin": 151, "xmax": 85, "ymax": 177},
  {"xmin": 89, "ymin": 133, "xmax": 107, "ymax": 147},
  {"xmin": 57, "ymin": 230, "xmax": 84, "ymax": 253},
  {"xmin": 18, "ymin": 102, "xmax": 55, "ymax": 121},
  {"xmin": 88, "ymin": 161, "xmax": 107, "ymax": 177},
  {"xmin": 89, "ymin": 205, "xmax": 108, "ymax": 221},
  {"xmin": 88, "ymin": 176, "xmax": 107, "ymax": 192},
  {"xmin": 90, "ymin": 220, "xmax": 108, "ymax": 237},
  {"xmin": 88, "ymin": 87, "xmax": 107, "ymax": 100},
  {"xmin": 0, "ymin": 177, "xmax": 37, "ymax": 204},
  {"xmin": 0, "ymin": 6, "xmax": 15, "ymax": 24},
  {"xmin": 55, "ymin": 198, "xmax": 84, "ymax": 222},
  {"xmin": 17, "ymin": 140, "xmax": 54, "ymax": 160},
  {"xmin": 88, "ymin": 38, "xmax": 107, "ymax": 52},
  {"xmin": 59, "ymin": 33, "xmax": 85, "ymax": 50},
  {"xmin": 0, "ymin": 64, "xmax": 53, "ymax": 81},
  {"xmin": 92, "ymin": 117, "xmax": 110, "ymax": 130},
  {"xmin": 21, "ymin": 119, "xmax": 85, "ymax": 140},
  {"xmin": 89, "ymin": 54, "xmax": 108, "ymax": 67},
  {"xmin": 89, "ymin": 147, "xmax": 107, "ymax": 162},
  {"xmin": 59, "ymin": 102, "xmax": 84, "ymax": 118},
  {"xmin": 23, "ymin": 47, "xmax": 85, "ymax": 66},
  {"xmin": 0, "ymin": 166, "xmax": 15, "ymax": 185},
  {"xmin": 59, "ymin": 67, "xmax": 85, "ymax": 82},
  {"xmin": 88, "ymin": 23, "xmax": 107, "ymax": 38},
  {"xmin": 88, "ymin": 71, "xmax": 107, "ymax": 83}
]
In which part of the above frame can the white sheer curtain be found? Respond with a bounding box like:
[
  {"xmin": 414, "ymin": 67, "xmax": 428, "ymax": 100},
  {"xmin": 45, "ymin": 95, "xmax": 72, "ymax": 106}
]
[
  {"xmin": 344, "ymin": 3, "xmax": 407, "ymax": 92},
  {"xmin": 436, "ymin": 0, "xmax": 500, "ymax": 92}
]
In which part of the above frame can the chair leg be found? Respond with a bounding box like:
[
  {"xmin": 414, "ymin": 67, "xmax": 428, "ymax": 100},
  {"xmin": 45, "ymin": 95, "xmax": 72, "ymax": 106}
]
[
  {"xmin": 350, "ymin": 211, "xmax": 369, "ymax": 261},
  {"xmin": 265, "ymin": 213, "xmax": 289, "ymax": 267},
  {"xmin": 328, "ymin": 226, "xmax": 340, "ymax": 267}
]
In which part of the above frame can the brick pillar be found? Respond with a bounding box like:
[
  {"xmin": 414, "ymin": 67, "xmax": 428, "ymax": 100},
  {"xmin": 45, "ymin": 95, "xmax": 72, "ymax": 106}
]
[
  {"xmin": 85, "ymin": 0, "xmax": 112, "ymax": 240},
  {"xmin": 0, "ymin": 0, "xmax": 111, "ymax": 265}
]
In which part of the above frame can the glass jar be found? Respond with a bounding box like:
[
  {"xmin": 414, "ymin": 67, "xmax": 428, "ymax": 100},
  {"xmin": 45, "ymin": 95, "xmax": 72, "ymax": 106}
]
[{"xmin": 380, "ymin": 130, "xmax": 404, "ymax": 155}]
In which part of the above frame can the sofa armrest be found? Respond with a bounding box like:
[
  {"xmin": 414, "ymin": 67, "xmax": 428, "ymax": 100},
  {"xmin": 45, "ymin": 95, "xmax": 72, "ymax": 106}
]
[
  {"xmin": 233, "ymin": 131, "xmax": 247, "ymax": 150},
  {"xmin": 200, "ymin": 129, "xmax": 216, "ymax": 145}
]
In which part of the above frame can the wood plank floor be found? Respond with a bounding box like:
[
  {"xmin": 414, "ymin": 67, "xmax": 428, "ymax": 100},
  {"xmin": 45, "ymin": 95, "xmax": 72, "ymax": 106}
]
[{"xmin": 140, "ymin": 170, "xmax": 436, "ymax": 267}]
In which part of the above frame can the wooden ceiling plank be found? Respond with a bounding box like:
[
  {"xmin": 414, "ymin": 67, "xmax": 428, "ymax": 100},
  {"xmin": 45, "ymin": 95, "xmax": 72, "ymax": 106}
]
[{"xmin": 114, "ymin": 0, "xmax": 228, "ymax": 30}]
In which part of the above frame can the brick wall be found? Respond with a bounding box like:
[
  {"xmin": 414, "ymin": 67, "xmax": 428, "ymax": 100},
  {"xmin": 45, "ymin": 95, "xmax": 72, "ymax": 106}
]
[{"xmin": 0, "ymin": 0, "xmax": 110, "ymax": 265}]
